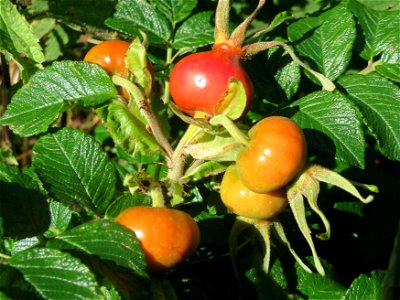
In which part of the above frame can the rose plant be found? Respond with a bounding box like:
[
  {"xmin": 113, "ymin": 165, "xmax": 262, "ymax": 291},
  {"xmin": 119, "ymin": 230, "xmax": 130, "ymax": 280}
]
[{"xmin": 0, "ymin": 0, "xmax": 399, "ymax": 299}]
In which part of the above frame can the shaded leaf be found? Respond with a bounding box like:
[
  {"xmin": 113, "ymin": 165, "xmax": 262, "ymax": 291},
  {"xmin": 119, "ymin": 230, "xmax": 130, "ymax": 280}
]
[
  {"xmin": 32, "ymin": 128, "xmax": 116, "ymax": 215},
  {"xmin": 343, "ymin": 270, "xmax": 386, "ymax": 300},
  {"xmin": 0, "ymin": 182, "xmax": 50, "ymax": 238},
  {"xmin": 338, "ymin": 74, "xmax": 400, "ymax": 161}
]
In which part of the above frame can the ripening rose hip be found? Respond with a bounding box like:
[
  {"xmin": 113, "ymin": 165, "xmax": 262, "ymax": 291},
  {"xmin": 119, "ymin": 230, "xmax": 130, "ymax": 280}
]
[
  {"xmin": 115, "ymin": 206, "xmax": 200, "ymax": 272},
  {"xmin": 169, "ymin": 43, "xmax": 254, "ymax": 118},
  {"xmin": 237, "ymin": 116, "xmax": 307, "ymax": 193}
]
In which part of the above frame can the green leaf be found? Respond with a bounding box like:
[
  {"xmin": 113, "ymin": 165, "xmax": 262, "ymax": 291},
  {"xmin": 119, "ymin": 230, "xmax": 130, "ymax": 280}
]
[
  {"xmin": 43, "ymin": 25, "xmax": 69, "ymax": 62},
  {"xmin": 356, "ymin": 0, "xmax": 400, "ymax": 11},
  {"xmin": 343, "ymin": 270, "xmax": 386, "ymax": 300},
  {"xmin": 376, "ymin": 46, "xmax": 400, "ymax": 82},
  {"xmin": 58, "ymin": 219, "xmax": 148, "ymax": 278},
  {"xmin": 105, "ymin": 193, "xmax": 151, "ymax": 219},
  {"xmin": 105, "ymin": 0, "xmax": 171, "ymax": 45},
  {"xmin": 185, "ymin": 132, "xmax": 245, "ymax": 162},
  {"xmin": 96, "ymin": 100, "xmax": 161, "ymax": 157},
  {"xmin": 0, "ymin": 0, "xmax": 44, "ymax": 80},
  {"xmin": 338, "ymin": 74, "xmax": 400, "ymax": 161},
  {"xmin": 32, "ymin": 128, "xmax": 117, "ymax": 215},
  {"xmin": 44, "ymin": 201, "xmax": 73, "ymax": 238},
  {"xmin": 182, "ymin": 161, "xmax": 227, "ymax": 183},
  {"xmin": 173, "ymin": 11, "xmax": 214, "ymax": 49},
  {"xmin": 0, "ymin": 163, "xmax": 39, "ymax": 190},
  {"xmin": 287, "ymin": 5, "xmax": 356, "ymax": 81},
  {"xmin": 267, "ymin": 38, "xmax": 301, "ymax": 101},
  {"xmin": 349, "ymin": 0, "xmax": 399, "ymax": 61},
  {"xmin": 0, "ymin": 182, "xmax": 50, "ymax": 238},
  {"xmin": 0, "ymin": 61, "xmax": 117, "ymax": 137},
  {"xmin": 376, "ymin": 63, "xmax": 400, "ymax": 83},
  {"xmin": 295, "ymin": 258, "xmax": 346, "ymax": 299},
  {"xmin": 9, "ymin": 248, "xmax": 103, "ymax": 300},
  {"xmin": 289, "ymin": 91, "xmax": 365, "ymax": 168},
  {"xmin": 11, "ymin": 237, "xmax": 40, "ymax": 255},
  {"xmin": 150, "ymin": 0, "xmax": 197, "ymax": 23}
]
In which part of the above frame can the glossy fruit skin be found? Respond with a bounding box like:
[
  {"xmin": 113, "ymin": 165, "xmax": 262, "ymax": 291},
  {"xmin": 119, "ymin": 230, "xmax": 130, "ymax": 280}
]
[
  {"xmin": 169, "ymin": 44, "xmax": 254, "ymax": 116},
  {"xmin": 115, "ymin": 206, "xmax": 200, "ymax": 272},
  {"xmin": 84, "ymin": 40, "xmax": 130, "ymax": 77},
  {"xmin": 220, "ymin": 165, "xmax": 288, "ymax": 219},
  {"xmin": 237, "ymin": 116, "xmax": 307, "ymax": 193}
]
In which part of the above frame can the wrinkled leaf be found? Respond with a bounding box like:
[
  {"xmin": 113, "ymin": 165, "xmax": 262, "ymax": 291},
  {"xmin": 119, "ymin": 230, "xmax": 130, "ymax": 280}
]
[
  {"xmin": 0, "ymin": 61, "xmax": 117, "ymax": 137},
  {"xmin": 182, "ymin": 160, "xmax": 227, "ymax": 183},
  {"xmin": 44, "ymin": 201, "xmax": 73, "ymax": 238},
  {"xmin": 185, "ymin": 132, "xmax": 245, "ymax": 162},
  {"xmin": 343, "ymin": 270, "xmax": 386, "ymax": 300},
  {"xmin": 349, "ymin": 0, "xmax": 399, "ymax": 60},
  {"xmin": 32, "ymin": 128, "xmax": 117, "ymax": 215},
  {"xmin": 338, "ymin": 74, "xmax": 400, "ymax": 161},
  {"xmin": 289, "ymin": 91, "xmax": 365, "ymax": 168},
  {"xmin": 173, "ymin": 11, "xmax": 214, "ymax": 49},
  {"xmin": 288, "ymin": 5, "xmax": 356, "ymax": 81},
  {"xmin": 105, "ymin": 193, "xmax": 152, "ymax": 219},
  {"xmin": 96, "ymin": 100, "xmax": 161, "ymax": 157},
  {"xmin": 105, "ymin": 0, "xmax": 171, "ymax": 45},
  {"xmin": 9, "ymin": 248, "xmax": 103, "ymax": 300},
  {"xmin": 0, "ymin": 0, "xmax": 44, "ymax": 80},
  {"xmin": 150, "ymin": 0, "xmax": 197, "ymax": 23},
  {"xmin": 58, "ymin": 220, "xmax": 148, "ymax": 278}
]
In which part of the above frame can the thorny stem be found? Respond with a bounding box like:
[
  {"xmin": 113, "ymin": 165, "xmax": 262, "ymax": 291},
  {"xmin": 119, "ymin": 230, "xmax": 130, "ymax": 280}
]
[{"xmin": 243, "ymin": 41, "xmax": 336, "ymax": 91}]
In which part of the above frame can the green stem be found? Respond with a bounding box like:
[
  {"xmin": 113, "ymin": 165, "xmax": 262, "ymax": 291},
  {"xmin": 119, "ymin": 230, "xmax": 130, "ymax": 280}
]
[
  {"xmin": 243, "ymin": 41, "xmax": 336, "ymax": 92},
  {"xmin": 163, "ymin": 47, "xmax": 173, "ymax": 104},
  {"xmin": 0, "ymin": 252, "xmax": 11, "ymax": 260},
  {"xmin": 168, "ymin": 124, "xmax": 203, "ymax": 182},
  {"xmin": 210, "ymin": 115, "xmax": 249, "ymax": 147},
  {"xmin": 112, "ymin": 76, "xmax": 174, "ymax": 160},
  {"xmin": 150, "ymin": 181, "xmax": 165, "ymax": 208},
  {"xmin": 359, "ymin": 60, "xmax": 381, "ymax": 75}
]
